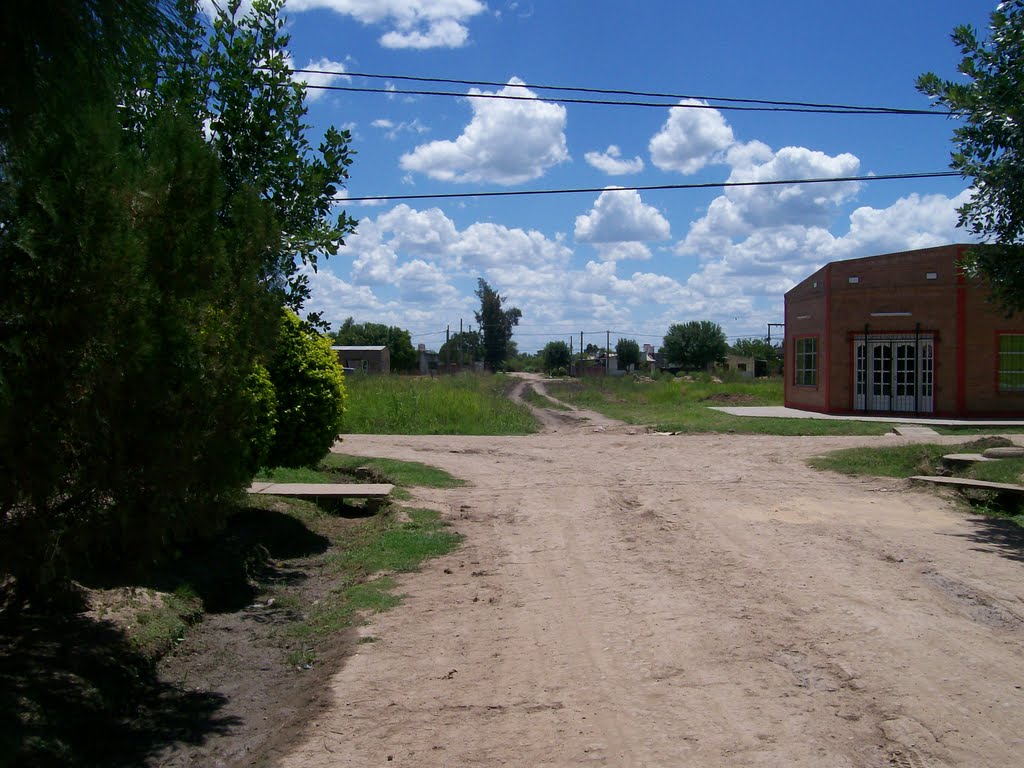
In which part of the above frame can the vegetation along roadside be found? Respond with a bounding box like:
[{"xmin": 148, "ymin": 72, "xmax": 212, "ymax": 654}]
[{"xmin": 808, "ymin": 437, "xmax": 1024, "ymax": 527}]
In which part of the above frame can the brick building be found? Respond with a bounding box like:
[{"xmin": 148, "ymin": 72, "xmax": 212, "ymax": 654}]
[{"xmin": 784, "ymin": 244, "xmax": 1024, "ymax": 417}]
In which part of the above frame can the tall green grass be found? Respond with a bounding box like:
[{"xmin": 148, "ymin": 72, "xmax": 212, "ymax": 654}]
[
  {"xmin": 545, "ymin": 374, "xmax": 890, "ymax": 435},
  {"xmin": 343, "ymin": 373, "xmax": 538, "ymax": 434}
]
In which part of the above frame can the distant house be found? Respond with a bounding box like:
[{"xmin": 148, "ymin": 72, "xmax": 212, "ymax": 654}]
[
  {"xmin": 578, "ymin": 352, "xmax": 626, "ymax": 377},
  {"xmin": 331, "ymin": 345, "xmax": 390, "ymax": 374},
  {"xmin": 720, "ymin": 354, "xmax": 756, "ymax": 378},
  {"xmin": 641, "ymin": 343, "xmax": 666, "ymax": 375},
  {"xmin": 784, "ymin": 244, "xmax": 1024, "ymax": 417}
]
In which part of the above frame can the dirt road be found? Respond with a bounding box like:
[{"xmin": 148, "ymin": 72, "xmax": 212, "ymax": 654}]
[{"xmin": 276, "ymin": 379, "xmax": 1024, "ymax": 767}]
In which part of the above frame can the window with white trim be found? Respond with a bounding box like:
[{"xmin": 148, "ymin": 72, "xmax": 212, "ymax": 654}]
[
  {"xmin": 794, "ymin": 337, "xmax": 817, "ymax": 387},
  {"xmin": 998, "ymin": 334, "xmax": 1024, "ymax": 392}
]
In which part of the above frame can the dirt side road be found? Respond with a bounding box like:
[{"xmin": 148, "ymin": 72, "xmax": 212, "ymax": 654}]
[{"xmin": 275, "ymin": 390, "xmax": 1024, "ymax": 767}]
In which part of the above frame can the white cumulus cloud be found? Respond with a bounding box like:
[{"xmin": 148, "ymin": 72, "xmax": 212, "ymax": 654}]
[
  {"xmin": 286, "ymin": 0, "xmax": 486, "ymax": 49},
  {"xmin": 678, "ymin": 143, "xmax": 862, "ymax": 253},
  {"xmin": 575, "ymin": 189, "xmax": 671, "ymax": 249},
  {"xmin": 585, "ymin": 145, "xmax": 645, "ymax": 176},
  {"xmin": 649, "ymin": 100, "xmax": 735, "ymax": 174},
  {"xmin": 400, "ymin": 78, "xmax": 569, "ymax": 185}
]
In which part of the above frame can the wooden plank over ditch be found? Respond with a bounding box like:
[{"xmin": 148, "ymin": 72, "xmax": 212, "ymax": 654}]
[
  {"xmin": 247, "ymin": 482, "xmax": 394, "ymax": 500},
  {"xmin": 909, "ymin": 476, "xmax": 1024, "ymax": 494}
]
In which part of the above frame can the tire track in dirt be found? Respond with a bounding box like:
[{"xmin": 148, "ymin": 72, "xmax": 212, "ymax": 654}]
[{"xmin": 508, "ymin": 373, "xmax": 634, "ymax": 435}]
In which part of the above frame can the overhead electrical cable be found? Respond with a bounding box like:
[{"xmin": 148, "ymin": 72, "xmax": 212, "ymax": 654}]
[
  {"xmin": 286, "ymin": 66, "xmax": 951, "ymax": 116},
  {"xmin": 339, "ymin": 171, "xmax": 960, "ymax": 204},
  {"xmin": 297, "ymin": 81, "xmax": 947, "ymax": 115}
]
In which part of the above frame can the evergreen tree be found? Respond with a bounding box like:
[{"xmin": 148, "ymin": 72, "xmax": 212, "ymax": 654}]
[{"xmin": 474, "ymin": 279, "xmax": 522, "ymax": 371}]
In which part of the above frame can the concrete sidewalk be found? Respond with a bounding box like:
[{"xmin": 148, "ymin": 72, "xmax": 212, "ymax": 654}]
[{"xmin": 710, "ymin": 405, "xmax": 1024, "ymax": 428}]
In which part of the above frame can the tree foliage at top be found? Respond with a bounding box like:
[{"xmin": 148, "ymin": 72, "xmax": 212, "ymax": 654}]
[
  {"xmin": 332, "ymin": 317, "xmax": 417, "ymax": 371},
  {"xmin": 918, "ymin": 2, "xmax": 1024, "ymax": 311},
  {"xmin": 661, "ymin": 321, "xmax": 729, "ymax": 371},
  {"xmin": 615, "ymin": 338, "xmax": 642, "ymax": 370},
  {"xmin": 474, "ymin": 279, "xmax": 522, "ymax": 371},
  {"xmin": 132, "ymin": 0, "xmax": 357, "ymax": 326}
]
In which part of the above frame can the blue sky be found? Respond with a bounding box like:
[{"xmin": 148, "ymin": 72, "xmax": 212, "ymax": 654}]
[{"xmin": 264, "ymin": 0, "xmax": 991, "ymax": 353}]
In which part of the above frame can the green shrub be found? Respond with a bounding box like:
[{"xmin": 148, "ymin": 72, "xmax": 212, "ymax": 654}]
[
  {"xmin": 243, "ymin": 362, "xmax": 277, "ymax": 472},
  {"xmin": 266, "ymin": 311, "xmax": 347, "ymax": 468}
]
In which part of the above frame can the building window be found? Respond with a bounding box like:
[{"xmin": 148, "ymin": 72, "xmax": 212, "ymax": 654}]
[
  {"xmin": 921, "ymin": 344, "xmax": 933, "ymax": 398},
  {"xmin": 998, "ymin": 334, "xmax": 1024, "ymax": 392},
  {"xmin": 794, "ymin": 337, "xmax": 817, "ymax": 386}
]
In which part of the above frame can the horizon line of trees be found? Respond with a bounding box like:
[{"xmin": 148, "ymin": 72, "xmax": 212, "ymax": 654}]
[{"xmin": 531, "ymin": 323, "xmax": 782, "ymax": 375}]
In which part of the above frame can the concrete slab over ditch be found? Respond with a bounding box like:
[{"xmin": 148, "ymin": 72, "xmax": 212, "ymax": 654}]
[{"xmin": 248, "ymin": 482, "xmax": 394, "ymax": 500}]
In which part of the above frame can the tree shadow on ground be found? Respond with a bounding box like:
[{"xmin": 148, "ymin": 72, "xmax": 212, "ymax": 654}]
[
  {"xmin": 0, "ymin": 504, "xmax": 336, "ymax": 766},
  {"xmin": 86, "ymin": 505, "xmax": 332, "ymax": 614},
  {"xmin": 0, "ymin": 598, "xmax": 239, "ymax": 768},
  {"xmin": 950, "ymin": 512, "xmax": 1024, "ymax": 565}
]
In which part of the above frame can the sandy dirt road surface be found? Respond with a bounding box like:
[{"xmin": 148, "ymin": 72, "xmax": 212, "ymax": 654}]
[{"xmin": 276, "ymin": 376, "xmax": 1024, "ymax": 767}]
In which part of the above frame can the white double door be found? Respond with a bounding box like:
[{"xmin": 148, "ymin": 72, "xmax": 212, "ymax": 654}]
[{"xmin": 854, "ymin": 335, "xmax": 934, "ymax": 413}]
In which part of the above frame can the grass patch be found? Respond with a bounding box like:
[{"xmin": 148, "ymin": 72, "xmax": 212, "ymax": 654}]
[
  {"xmin": 807, "ymin": 437, "xmax": 1016, "ymax": 478},
  {"xmin": 329, "ymin": 508, "xmax": 463, "ymax": 576},
  {"xmin": 522, "ymin": 384, "xmax": 571, "ymax": 411},
  {"xmin": 807, "ymin": 444, "xmax": 950, "ymax": 478},
  {"xmin": 128, "ymin": 585, "xmax": 203, "ymax": 659},
  {"xmin": 965, "ymin": 457, "xmax": 1024, "ymax": 485},
  {"xmin": 343, "ymin": 372, "xmax": 538, "ymax": 434},
  {"xmin": 545, "ymin": 375, "xmax": 891, "ymax": 435},
  {"xmin": 320, "ymin": 453, "xmax": 464, "ymax": 490},
  {"xmin": 255, "ymin": 452, "xmax": 464, "ymax": 503},
  {"xmin": 289, "ymin": 507, "xmax": 462, "ymax": 645}
]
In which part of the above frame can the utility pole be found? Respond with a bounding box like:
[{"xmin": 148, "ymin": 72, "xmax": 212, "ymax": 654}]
[
  {"xmin": 606, "ymin": 330, "xmax": 611, "ymax": 375},
  {"xmin": 767, "ymin": 322, "xmax": 784, "ymax": 346},
  {"xmin": 580, "ymin": 331, "xmax": 584, "ymax": 378},
  {"xmin": 445, "ymin": 324, "xmax": 450, "ymax": 370}
]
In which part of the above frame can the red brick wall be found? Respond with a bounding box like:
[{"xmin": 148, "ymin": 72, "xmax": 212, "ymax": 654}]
[
  {"xmin": 826, "ymin": 246, "xmax": 961, "ymax": 413},
  {"xmin": 784, "ymin": 264, "xmax": 828, "ymax": 411},
  {"xmin": 962, "ymin": 281, "xmax": 1024, "ymax": 413},
  {"xmin": 785, "ymin": 244, "xmax": 1024, "ymax": 417}
]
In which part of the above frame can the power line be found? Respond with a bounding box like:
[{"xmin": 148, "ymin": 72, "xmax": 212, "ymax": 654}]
[
  {"xmin": 300, "ymin": 81, "xmax": 947, "ymax": 116},
  {"xmin": 340, "ymin": 171, "xmax": 960, "ymax": 204},
  {"xmin": 288, "ymin": 66, "xmax": 951, "ymax": 116}
]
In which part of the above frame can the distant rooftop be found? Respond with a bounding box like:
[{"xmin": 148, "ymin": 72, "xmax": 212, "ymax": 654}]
[{"xmin": 330, "ymin": 345, "xmax": 387, "ymax": 352}]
